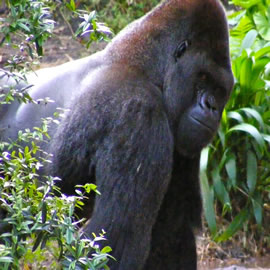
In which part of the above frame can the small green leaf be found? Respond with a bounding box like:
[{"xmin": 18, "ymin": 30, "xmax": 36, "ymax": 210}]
[
  {"xmin": 247, "ymin": 150, "xmax": 257, "ymax": 193},
  {"xmin": 101, "ymin": 246, "xmax": 112, "ymax": 254}
]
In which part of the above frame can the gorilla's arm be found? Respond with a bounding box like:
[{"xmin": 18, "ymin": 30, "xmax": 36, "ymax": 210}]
[
  {"xmin": 48, "ymin": 68, "xmax": 174, "ymax": 269},
  {"xmin": 144, "ymin": 153, "xmax": 201, "ymax": 270}
]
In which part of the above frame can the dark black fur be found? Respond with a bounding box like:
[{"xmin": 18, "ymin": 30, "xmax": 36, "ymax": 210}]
[{"xmin": 0, "ymin": 0, "xmax": 234, "ymax": 269}]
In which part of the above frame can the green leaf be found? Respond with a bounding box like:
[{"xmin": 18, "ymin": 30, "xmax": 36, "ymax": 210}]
[
  {"xmin": 215, "ymin": 208, "xmax": 249, "ymax": 242},
  {"xmin": 227, "ymin": 111, "xmax": 244, "ymax": 123},
  {"xmin": 225, "ymin": 153, "xmax": 237, "ymax": 188},
  {"xmin": 262, "ymin": 133, "xmax": 270, "ymax": 143},
  {"xmin": 231, "ymin": 0, "xmax": 261, "ymax": 9},
  {"xmin": 241, "ymin": 29, "xmax": 257, "ymax": 50},
  {"xmin": 17, "ymin": 22, "xmax": 30, "ymax": 33},
  {"xmin": 247, "ymin": 150, "xmax": 257, "ymax": 193},
  {"xmin": 200, "ymin": 170, "xmax": 216, "ymax": 235},
  {"xmin": 200, "ymin": 147, "xmax": 209, "ymax": 171},
  {"xmin": 212, "ymin": 167, "xmax": 230, "ymax": 205},
  {"xmin": 70, "ymin": 0, "xmax": 76, "ymax": 11},
  {"xmin": 251, "ymin": 192, "xmax": 263, "ymax": 225},
  {"xmin": 101, "ymin": 246, "xmax": 112, "ymax": 254},
  {"xmin": 254, "ymin": 10, "xmax": 270, "ymax": 41},
  {"xmin": 0, "ymin": 256, "xmax": 13, "ymax": 263},
  {"xmin": 239, "ymin": 56, "xmax": 253, "ymax": 90},
  {"xmin": 228, "ymin": 123, "xmax": 265, "ymax": 151},
  {"xmin": 42, "ymin": 201, "xmax": 47, "ymax": 223},
  {"xmin": 65, "ymin": 228, "xmax": 74, "ymax": 245},
  {"xmin": 255, "ymin": 46, "xmax": 270, "ymax": 59},
  {"xmin": 239, "ymin": 108, "xmax": 265, "ymax": 130}
]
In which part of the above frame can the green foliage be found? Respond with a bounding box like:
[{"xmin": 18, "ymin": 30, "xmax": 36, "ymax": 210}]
[
  {"xmin": 81, "ymin": 0, "xmax": 159, "ymax": 33},
  {"xmin": 0, "ymin": 0, "xmax": 112, "ymax": 73},
  {"xmin": 1, "ymin": 0, "xmax": 54, "ymax": 56},
  {"xmin": 0, "ymin": 1, "xmax": 113, "ymax": 268},
  {"xmin": 202, "ymin": 0, "xmax": 270, "ymax": 248},
  {"xmin": 75, "ymin": 10, "xmax": 112, "ymax": 48},
  {"xmin": 0, "ymin": 117, "xmax": 112, "ymax": 270}
]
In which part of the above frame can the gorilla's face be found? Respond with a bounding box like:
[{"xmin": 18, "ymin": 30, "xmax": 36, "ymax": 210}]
[{"xmin": 163, "ymin": 40, "xmax": 234, "ymax": 157}]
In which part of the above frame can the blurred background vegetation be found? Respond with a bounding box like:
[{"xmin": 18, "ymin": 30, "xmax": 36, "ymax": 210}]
[{"xmin": 0, "ymin": 0, "xmax": 270, "ymax": 268}]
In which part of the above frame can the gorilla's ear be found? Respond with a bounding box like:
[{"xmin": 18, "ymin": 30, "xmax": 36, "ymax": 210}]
[{"xmin": 174, "ymin": 40, "xmax": 190, "ymax": 61}]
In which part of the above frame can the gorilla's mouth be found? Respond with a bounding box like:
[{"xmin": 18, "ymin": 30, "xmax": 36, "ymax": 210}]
[{"xmin": 190, "ymin": 116, "xmax": 214, "ymax": 132}]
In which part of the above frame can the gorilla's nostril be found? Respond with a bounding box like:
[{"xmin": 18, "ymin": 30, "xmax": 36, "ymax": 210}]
[{"xmin": 201, "ymin": 93, "xmax": 217, "ymax": 112}]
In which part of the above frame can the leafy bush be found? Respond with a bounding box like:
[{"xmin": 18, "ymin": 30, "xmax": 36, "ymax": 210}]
[
  {"xmin": 201, "ymin": 0, "xmax": 270, "ymax": 252},
  {"xmin": 0, "ymin": 1, "xmax": 113, "ymax": 269}
]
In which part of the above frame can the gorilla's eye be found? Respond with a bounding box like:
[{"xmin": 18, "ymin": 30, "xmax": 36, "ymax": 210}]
[{"xmin": 174, "ymin": 40, "xmax": 190, "ymax": 61}]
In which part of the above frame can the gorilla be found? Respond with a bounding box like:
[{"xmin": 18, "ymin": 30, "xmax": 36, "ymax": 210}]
[{"xmin": 0, "ymin": 0, "xmax": 234, "ymax": 269}]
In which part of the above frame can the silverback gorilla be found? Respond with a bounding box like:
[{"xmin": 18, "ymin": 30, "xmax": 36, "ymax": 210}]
[{"xmin": 0, "ymin": 0, "xmax": 234, "ymax": 269}]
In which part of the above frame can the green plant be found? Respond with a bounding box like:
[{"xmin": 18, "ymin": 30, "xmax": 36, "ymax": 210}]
[
  {"xmin": 0, "ymin": 1, "xmax": 113, "ymax": 268},
  {"xmin": 80, "ymin": 0, "xmax": 159, "ymax": 33},
  {"xmin": 0, "ymin": 115, "xmax": 112, "ymax": 269},
  {"xmin": 201, "ymin": 0, "xmax": 270, "ymax": 252}
]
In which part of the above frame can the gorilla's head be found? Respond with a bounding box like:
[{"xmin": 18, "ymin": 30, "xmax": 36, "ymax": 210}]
[{"xmin": 162, "ymin": 1, "xmax": 234, "ymax": 156}]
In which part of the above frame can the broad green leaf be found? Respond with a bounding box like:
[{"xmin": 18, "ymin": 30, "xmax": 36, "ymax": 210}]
[
  {"xmin": 215, "ymin": 208, "xmax": 249, "ymax": 242},
  {"xmin": 231, "ymin": 0, "xmax": 262, "ymax": 9},
  {"xmin": 239, "ymin": 108, "xmax": 265, "ymax": 130},
  {"xmin": 251, "ymin": 192, "xmax": 263, "ymax": 225},
  {"xmin": 200, "ymin": 147, "xmax": 209, "ymax": 171},
  {"xmin": 212, "ymin": 167, "xmax": 230, "ymax": 205},
  {"xmin": 200, "ymin": 170, "xmax": 217, "ymax": 236},
  {"xmin": 254, "ymin": 10, "xmax": 270, "ymax": 41},
  {"xmin": 230, "ymin": 15, "xmax": 254, "ymax": 39},
  {"xmin": 239, "ymin": 56, "xmax": 253, "ymax": 90},
  {"xmin": 262, "ymin": 133, "xmax": 270, "ymax": 143},
  {"xmin": 0, "ymin": 256, "xmax": 13, "ymax": 263},
  {"xmin": 241, "ymin": 29, "xmax": 257, "ymax": 50},
  {"xmin": 228, "ymin": 10, "xmax": 246, "ymax": 26},
  {"xmin": 228, "ymin": 123, "xmax": 265, "ymax": 151},
  {"xmin": 225, "ymin": 153, "xmax": 237, "ymax": 188},
  {"xmin": 247, "ymin": 150, "xmax": 257, "ymax": 193},
  {"xmin": 227, "ymin": 111, "xmax": 244, "ymax": 123},
  {"xmin": 255, "ymin": 46, "xmax": 270, "ymax": 59},
  {"xmin": 70, "ymin": 0, "xmax": 76, "ymax": 11}
]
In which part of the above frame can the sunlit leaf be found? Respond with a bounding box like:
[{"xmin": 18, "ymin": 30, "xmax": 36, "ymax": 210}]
[
  {"xmin": 227, "ymin": 111, "xmax": 244, "ymax": 123},
  {"xmin": 200, "ymin": 147, "xmax": 209, "ymax": 171},
  {"xmin": 239, "ymin": 108, "xmax": 265, "ymax": 130},
  {"xmin": 241, "ymin": 29, "xmax": 257, "ymax": 50},
  {"xmin": 254, "ymin": 10, "xmax": 270, "ymax": 41}
]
